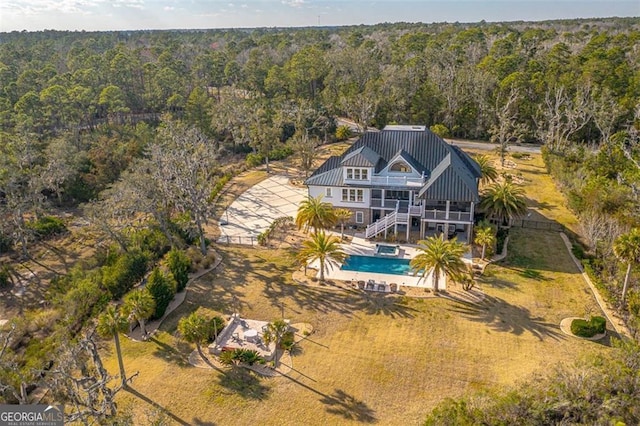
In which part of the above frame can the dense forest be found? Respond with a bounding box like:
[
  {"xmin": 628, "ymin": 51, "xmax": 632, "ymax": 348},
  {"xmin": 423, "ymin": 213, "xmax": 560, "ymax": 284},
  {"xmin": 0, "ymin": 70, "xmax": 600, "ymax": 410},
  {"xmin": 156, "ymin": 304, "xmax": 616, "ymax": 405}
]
[{"xmin": 1, "ymin": 18, "xmax": 640, "ymax": 423}]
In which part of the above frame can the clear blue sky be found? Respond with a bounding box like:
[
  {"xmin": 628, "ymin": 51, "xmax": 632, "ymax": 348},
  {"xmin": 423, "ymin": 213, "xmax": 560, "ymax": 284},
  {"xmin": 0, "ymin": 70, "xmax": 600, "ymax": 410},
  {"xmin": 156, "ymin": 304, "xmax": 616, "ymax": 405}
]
[{"xmin": 1, "ymin": 0, "xmax": 638, "ymax": 32}]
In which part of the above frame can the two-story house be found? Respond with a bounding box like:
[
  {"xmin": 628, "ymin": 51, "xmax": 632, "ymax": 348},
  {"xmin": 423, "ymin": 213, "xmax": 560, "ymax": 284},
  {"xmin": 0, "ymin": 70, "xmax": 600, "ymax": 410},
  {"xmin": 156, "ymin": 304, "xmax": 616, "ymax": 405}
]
[{"xmin": 304, "ymin": 125, "xmax": 482, "ymax": 242}]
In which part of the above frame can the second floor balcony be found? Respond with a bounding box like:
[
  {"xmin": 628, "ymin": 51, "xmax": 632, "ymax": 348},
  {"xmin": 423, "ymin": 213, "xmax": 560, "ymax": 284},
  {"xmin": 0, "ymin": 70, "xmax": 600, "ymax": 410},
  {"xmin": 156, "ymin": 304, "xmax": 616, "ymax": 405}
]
[{"xmin": 368, "ymin": 175, "xmax": 425, "ymax": 187}]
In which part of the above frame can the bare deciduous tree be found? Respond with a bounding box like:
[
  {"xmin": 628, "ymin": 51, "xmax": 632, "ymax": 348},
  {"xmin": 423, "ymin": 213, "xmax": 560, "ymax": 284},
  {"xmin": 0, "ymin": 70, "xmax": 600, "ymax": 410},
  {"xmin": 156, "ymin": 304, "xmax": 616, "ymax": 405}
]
[
  {"xmin": 153, "ymin": 120, "xmax": 218, "ymax": 254},
  {"xmin": 47, "ymin": 332, "xmax": 129, "ymax": 425},
  {"xmin": 535, "ymin": 85, "xmax": 591, "ymax": 151},
  {"xmin": 589, "ymin": 87, "xmax": 626, "ymax": 146},
  {"xmin": 489, "ymin": 87, "xmax": 527, "ymax": 167}
]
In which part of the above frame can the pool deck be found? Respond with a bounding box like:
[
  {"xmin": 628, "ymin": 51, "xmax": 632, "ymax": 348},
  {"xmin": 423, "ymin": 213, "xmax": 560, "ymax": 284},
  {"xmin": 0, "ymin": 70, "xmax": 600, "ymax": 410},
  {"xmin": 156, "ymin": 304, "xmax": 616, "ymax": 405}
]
[{"xmin": 309, "ymin": 236, "xmax": 473, "ymax": 290}]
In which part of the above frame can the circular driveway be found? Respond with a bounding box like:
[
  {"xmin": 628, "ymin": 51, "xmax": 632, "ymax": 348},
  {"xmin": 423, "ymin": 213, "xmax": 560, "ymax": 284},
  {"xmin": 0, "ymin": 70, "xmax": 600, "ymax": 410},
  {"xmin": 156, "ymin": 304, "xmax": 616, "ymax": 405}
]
[{"xmin": 217, "ymin": 175, "xmax": 307, "ymax": 244}]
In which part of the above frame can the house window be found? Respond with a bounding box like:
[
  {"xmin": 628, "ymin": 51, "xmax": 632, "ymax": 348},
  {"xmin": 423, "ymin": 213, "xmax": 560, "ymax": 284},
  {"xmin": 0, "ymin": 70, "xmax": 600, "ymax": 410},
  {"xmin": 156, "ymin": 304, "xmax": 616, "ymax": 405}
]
[
  {"xmin": 341, "ymin": 189, "xmax": 364, "ymax": 203},
  {"xmin": 346, "ymin": 168, "xmax": 368, "ymax": 180},
  {"xmin": 355, "ymin": 211, "xmax": 364, "ymax": 223},
  {"xmin": 390, "ymin": 161, "xmax": 411, "ymax": 173},
  {"xmin": 325, "ymin": 188, "xmax": 332, "ymax": 198}
]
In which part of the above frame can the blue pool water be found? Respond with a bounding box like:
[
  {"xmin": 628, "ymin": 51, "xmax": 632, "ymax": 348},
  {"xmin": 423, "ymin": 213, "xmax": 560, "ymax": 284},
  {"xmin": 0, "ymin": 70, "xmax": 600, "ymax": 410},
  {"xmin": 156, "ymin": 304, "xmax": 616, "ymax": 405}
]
[{"xmin": 341, "ymin": 255, "xmax": 412, "ymax": 275}]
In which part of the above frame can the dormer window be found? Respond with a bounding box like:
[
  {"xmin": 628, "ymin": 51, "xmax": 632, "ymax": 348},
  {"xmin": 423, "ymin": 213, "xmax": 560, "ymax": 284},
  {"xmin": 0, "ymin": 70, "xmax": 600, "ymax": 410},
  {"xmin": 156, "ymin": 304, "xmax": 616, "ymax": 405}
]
[
  {"xmin": 390, "ymin": 161, "xmax": 411, "ymax": 173},
  {"xmin": 346, "ymin": 168, "xmax": 368, "ymax": 180}
]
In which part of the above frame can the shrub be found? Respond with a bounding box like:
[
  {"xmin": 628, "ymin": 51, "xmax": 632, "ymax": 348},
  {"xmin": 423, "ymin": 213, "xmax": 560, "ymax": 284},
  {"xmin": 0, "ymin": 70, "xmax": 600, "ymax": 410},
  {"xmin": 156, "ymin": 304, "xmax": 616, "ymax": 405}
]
[
  {"xmin": 570, "ymin": 319, "xmax": 594, "ymax": 337},
  {"xmin": 0, "ymin": 265, "xmax": 11, "ymax": 289},
  {"xmin": 269, "ymin": 145, "xmax": 294, "ymax": 161},
  {"xmin": 164, "ymin": 248, "xmax": 191, "ymax": 292},
  {"xmin": 571, "ymin": 243, "xmax": 586, "ymax": 260},
  {"xmin": 170, "ymin": 213, "xmax": 198, "ymax": 245},
  {"xmin": 496, "ymin": 228, "xmax": 509, "ymax": 254},
  {"xmin": 209, "ymin": 173, "xmax": 232, "ymax": 202},
  {"xmin": 590, "ymin": 316, "xmax": 606, "ymax": 334},
  {"xmin": 26, "ymin": 216, "xmax": 66, "ymax": 239},
  {"xmin": 429, "ymin": 123, "xmax": 450, "ymax": 138},
  {"xmin": 571, "ymin": 316, "xmax": 606, "ymax": 337},
  {"xmin": 146, "ymin": 268, "xmax": 177, "ymax": 320},
  {"xmin": 280, "ymin": 331, "xmax": 295, "ymax": 350},
  {"xmin": 511, "ymin": 152, "xmax": 530, "ymax": 160},
  {"xmin": 0, "ymin": 232, "xmax": 12, "ymax": 253},
  {"xmin": 101, "ymin": 251, "xmax": 149, "ymax": 299},
  {"xmin": 219, "ymin": 348, "xmax": 264, "ymax": 366},
  {"xmin": 208, "ymin": 316, "xmax": 225, "ymax": 342},
  {"xmin": 245, "ymin": 153, "xmax": 264, "ymax": 168},
  {"xmin": 130, "ymin": 228, "xmax": 170, "ymax": 260},
  {"xmin": 219, "ymin": 349, "xmax": 238, "ymax": 365},
  {"xmin": 335, "ymin": 125, "xmax": 351, "ymax": 141},
  {"xmin": 62, "ymin": 278, "xmax": 110, "ymax": 331}
]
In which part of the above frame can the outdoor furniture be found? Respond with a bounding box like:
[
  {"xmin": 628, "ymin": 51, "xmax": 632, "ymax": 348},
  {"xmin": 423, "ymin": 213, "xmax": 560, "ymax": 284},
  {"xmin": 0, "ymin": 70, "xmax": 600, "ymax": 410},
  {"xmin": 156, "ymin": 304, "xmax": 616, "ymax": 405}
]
[
  {"xmin": 377, "ymin": 284, "xmax": 386, "ymax": 292},
  {"xmin": 357, "ymin": 280, "xmax": 365, "ymax": 289},
  {"xmin": 390, "ymin": 283, "xmax": 398, "ymax": 292},
  {"xmin": 366, "ymin": 280, "xmax": 376, "ymax": 291},
  {"xmin": 244, "ymin": 329, "xmax": 258, "ymax": 342}
]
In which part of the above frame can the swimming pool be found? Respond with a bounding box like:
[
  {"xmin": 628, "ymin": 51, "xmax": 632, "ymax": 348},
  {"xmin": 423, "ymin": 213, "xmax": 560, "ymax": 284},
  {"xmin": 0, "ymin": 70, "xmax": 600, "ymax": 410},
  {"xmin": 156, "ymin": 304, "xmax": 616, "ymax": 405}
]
[{"xmin": 341, "ymin": 255, "xmax": 412, "ymax": 275}]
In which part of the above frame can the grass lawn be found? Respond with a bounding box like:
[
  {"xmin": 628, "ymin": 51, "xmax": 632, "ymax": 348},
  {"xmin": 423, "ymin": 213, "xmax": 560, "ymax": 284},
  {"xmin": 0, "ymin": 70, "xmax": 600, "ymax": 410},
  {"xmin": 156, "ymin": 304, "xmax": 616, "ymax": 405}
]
[
  {"xmin": 99, "ymin": 148, "xmax": 612, "ymax": 425},
  {"xmin": 106, "ymin": 227, "xmax": 612, "ymax": 425}
]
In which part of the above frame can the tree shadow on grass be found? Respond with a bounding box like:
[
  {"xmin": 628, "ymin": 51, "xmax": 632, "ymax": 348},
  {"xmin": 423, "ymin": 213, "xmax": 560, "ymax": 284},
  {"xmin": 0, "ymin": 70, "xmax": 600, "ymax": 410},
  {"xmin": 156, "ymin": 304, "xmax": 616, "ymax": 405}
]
[
  {"xmin": 279, "ymin": 374, "xmax": 377, "ymax": 423},
  {"xmin": 262, "ymin": 281, "xmax": 416, "ymax": 319},
  {"xmin": 448, "ymin": 295, "xmax": 564, "ymax": 341},
  {"xmin": 217, "ymin": 367, "xmax": 271, "ymax": 400},
  {"xmin": 192, "ymin": 419, "xmax": 217, "ymax": 426},
  {"xmin": 149, "ymin": 337, "xmax": 191, "ymax": 367},
  {"xmin": 125, "ymin": 386, "xmax": 194, "ymax": 425},
  {"xmin": 319, "ymin": 389, "xmax": 377, "ymax": 423}
]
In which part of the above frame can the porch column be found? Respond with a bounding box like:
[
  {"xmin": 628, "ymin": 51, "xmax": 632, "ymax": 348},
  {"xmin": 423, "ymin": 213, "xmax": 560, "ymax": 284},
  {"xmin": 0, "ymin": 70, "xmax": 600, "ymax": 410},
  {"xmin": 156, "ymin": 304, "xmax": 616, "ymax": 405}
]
[
  {"xmin": 468, "ymin": 202, "xmax": 475, "ymax": 243},
  {"xmin": 420, "ymin": 219, "xmax": 425, "ymax": 239},
  {"xmin": 445, "ymin": 200, "xmax": 450, "ymax": 219},
  {"xmin": 381, "ymin": 189, "xmax": 385, "ymax": 208}
]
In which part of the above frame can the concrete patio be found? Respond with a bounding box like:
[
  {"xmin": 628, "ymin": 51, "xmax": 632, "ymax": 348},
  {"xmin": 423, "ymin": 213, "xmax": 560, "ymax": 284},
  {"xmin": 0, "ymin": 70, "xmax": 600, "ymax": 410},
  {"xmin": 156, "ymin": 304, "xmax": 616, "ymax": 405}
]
[{"xmin": 217, "ymin": 175, "xmax": 306, "ymax": 245}]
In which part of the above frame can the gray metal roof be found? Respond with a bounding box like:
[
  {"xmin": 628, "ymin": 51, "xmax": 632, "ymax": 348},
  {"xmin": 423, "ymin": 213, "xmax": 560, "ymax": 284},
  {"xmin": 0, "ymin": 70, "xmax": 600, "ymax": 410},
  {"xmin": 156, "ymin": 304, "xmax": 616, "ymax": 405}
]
[
  {"xmin": 341, "ymin": 146, "xmax": 381, "ymax": 167},
  {"xmin": 305, "ymin": 127, "xmax": 480, "ymax": 202}
]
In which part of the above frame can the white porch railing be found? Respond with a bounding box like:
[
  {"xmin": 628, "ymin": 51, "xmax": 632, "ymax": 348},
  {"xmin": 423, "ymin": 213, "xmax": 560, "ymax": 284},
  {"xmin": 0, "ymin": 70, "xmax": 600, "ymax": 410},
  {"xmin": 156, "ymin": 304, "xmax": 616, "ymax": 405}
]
[
  {"xmin": 365, "ymin": 211, "xmax": 409, "ymax": 239},
  {"xmin": 370, "ymin": 176, "xmax": 425, "ymax": 187},
  {"xmin": 423, "ymin": 209, "xmax": 472, "ymax": 222}
]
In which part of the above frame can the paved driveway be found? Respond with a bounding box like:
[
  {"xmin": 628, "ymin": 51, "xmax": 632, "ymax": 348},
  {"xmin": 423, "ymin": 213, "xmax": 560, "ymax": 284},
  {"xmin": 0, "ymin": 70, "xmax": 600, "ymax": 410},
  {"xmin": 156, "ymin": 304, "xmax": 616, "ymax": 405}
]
[{"xmin": 217, "ymin": 175, "xmax": 307, "ymax": 245}]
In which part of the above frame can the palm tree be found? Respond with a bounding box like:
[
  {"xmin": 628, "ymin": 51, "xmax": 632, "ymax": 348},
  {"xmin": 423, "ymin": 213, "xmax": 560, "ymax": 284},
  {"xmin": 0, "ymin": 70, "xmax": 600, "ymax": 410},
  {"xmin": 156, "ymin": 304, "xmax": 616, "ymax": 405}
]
[
  {"xmin": 475, "ymin": 154, "xmax": 498, "ymax": 187},
  {"xmin": 479, "ymin": 181, "xmax": 528, "ymax": 226},
  {"xmin": 334, "ymin": 208, "xmax": 353, "ymax": 240},
  {"xmin": 262, "ymin": 319, "xmax": 289, "ymax": 368},
  {"xmin": 297, "ymin": 231, "xmax": 347, "ymax": 282},
  {"xmin": 96, "ymin": 305, "xmax": 129, "ymax": 388},
  {"xmin": 178, "ymin": 311, "xmax": 212, "ymax": 363},
  {"xmin": 613, "ymin": 228, "xmax": 640, "ymax": 306},
  {"xmin": 295, "ymin": 195, "xmax": 337, "ymax": 233},
  {"xmin": 123, "ymin": 289, "xmax": 155, "ymax": 338},
  {"xmin": 474, "ymin": 225, "xmax": 496, "ymax": 260},
  {"xmin": 410, "ymin": 236, "xmax": 468, "ymax": 292}
]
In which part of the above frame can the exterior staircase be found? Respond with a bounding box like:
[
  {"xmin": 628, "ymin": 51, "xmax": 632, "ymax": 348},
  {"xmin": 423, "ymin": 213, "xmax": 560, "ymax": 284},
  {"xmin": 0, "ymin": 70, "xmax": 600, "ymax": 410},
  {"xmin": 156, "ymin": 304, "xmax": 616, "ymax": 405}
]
[{"xmin": 365, "ymin": 211, "xmax": 409, "ymax": 239}]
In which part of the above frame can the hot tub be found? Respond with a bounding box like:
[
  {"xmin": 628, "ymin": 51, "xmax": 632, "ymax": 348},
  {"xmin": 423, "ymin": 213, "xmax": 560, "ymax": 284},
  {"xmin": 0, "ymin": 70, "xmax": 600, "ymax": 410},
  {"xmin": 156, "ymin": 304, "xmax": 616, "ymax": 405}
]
[{"xmin": 375, "ymin": 244, "xmax": 400, "ymax": 257}]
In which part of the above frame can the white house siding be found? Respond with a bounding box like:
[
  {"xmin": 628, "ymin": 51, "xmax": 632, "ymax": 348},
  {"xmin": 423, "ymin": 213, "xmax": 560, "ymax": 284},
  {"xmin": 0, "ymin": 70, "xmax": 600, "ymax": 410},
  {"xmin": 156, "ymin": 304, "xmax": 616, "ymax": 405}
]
[{"xmin": 308, "ymin": 186, "xmax": 371, "ymax": 209}]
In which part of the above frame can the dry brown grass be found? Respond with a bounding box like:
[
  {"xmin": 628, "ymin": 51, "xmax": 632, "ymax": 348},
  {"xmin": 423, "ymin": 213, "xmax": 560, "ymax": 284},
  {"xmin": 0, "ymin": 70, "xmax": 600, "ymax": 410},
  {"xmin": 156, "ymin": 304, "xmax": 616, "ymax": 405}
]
[
  {"xmin": 98, "ymin": 145, "xmax": 610, "ymax": 425},
  {"xmin": 105, "ymin": 227, "xmax": 613, "ymax": 425}
]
